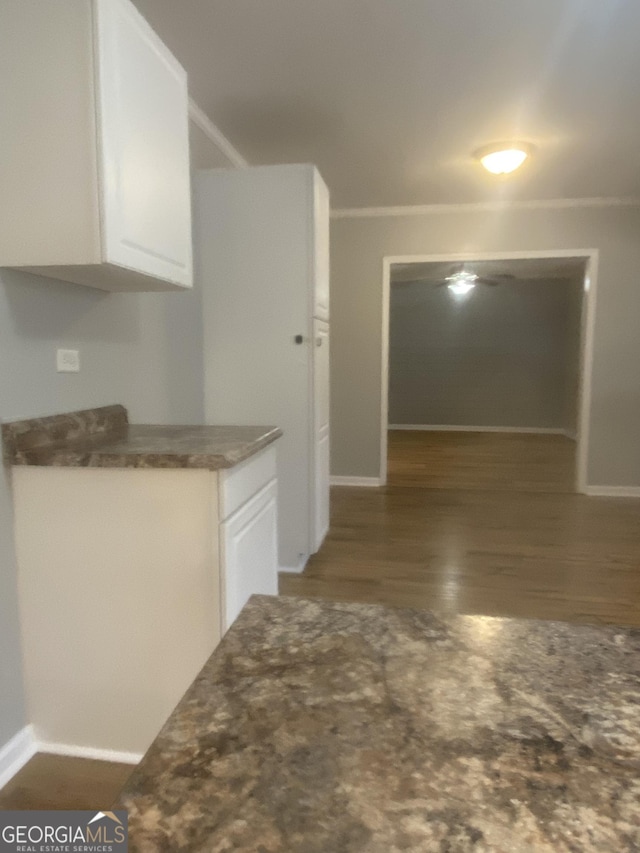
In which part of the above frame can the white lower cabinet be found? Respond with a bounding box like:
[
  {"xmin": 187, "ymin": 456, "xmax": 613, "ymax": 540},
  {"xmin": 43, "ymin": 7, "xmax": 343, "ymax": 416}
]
[
  {"xmin": 11, "ymin": 445, "xmax": 279, "ymax": 757},
  {"xmin": 220, "ymin": 480, "xmax": 278, "ymax": 629}
]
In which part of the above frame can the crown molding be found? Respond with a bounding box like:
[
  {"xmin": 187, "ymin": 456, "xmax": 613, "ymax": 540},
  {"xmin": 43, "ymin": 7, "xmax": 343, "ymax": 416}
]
[
  {"xmin": 188, "ymin": 99, "xmax": 248, "ymax": 170},
  {"xmin": 331, "ymin": 196, "xmax": 640, "ymax": 219}
]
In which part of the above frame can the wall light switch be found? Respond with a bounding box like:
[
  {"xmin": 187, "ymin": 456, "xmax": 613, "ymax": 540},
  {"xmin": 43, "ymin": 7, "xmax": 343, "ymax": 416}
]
[{"xmin": 56, "ymin": 349, "xmax": 80, "ymax": 373}]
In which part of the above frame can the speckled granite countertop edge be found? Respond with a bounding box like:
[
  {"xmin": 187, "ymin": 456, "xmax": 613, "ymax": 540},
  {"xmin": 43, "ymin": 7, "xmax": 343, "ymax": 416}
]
[{"xmin": 2, "ymin": 405, "xmax": 281, "ymax": 471}]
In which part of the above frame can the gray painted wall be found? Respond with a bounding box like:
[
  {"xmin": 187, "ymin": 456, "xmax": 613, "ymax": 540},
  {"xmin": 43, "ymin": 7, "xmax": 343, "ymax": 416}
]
[
  {"xmin": 0, "ymin": 118, "xmax": 228, "ymax": 752},
  {"xmin": 388, "ymin": 276, "xmax": 582, "ymax": 430},
  {"xmin": 330, "ymin": 206, "xmax": 640, "ymax": 485}
]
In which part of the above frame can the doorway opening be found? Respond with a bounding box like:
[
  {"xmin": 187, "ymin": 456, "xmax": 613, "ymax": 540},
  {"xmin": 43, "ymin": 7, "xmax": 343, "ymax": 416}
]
[{"xmin": 380, "ymin": 251, "xmax": 598, "ymax": 493}]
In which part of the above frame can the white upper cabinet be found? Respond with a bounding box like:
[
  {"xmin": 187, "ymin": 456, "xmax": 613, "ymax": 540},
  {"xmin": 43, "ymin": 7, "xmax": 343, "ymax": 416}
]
[
  {"xmin": 0, "ymin": 0, "xmax": 192, "ymax": 292},
  {"xmin": 95, "ymin": 0, "xmax": 192, "ymax": 288}
]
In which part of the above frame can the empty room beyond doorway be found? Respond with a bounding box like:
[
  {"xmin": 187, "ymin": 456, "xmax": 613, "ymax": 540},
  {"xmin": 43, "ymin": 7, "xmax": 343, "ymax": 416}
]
[{"xmin": 387, "ymin": 255, "xmax": 587, "ymax": 494}]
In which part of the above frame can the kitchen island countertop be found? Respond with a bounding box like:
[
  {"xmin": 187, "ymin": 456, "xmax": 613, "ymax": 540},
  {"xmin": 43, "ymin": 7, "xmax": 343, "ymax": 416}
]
[{"xmin": 117, "ymin": 594, "xmax": 640, "ymax": 852}]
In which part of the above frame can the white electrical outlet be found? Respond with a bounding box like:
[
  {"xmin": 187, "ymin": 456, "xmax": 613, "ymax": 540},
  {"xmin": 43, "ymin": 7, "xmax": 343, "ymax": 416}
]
[{"xmin": 56, "ymin": 349, "xmax": 80, "ymax": 373}]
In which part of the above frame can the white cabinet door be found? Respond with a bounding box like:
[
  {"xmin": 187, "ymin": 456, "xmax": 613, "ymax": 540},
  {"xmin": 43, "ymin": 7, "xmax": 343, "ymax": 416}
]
[
  {"xmin": 95, "ymin": 0, "xmax": 192, "ymax": 287},
  {"xmin": 311, "ymin": 319, "xmax": 330, "ymax": 551},
  {"xmin": 312, "ymin": 170, "xmax": 330, "ymax": 321},
  {"xmin": 221, "ymin": 479, "xmax": 278, "ymax": 630},
  {"xmin": 0, "ymin": 0, "xmax": 192, "ymax": 291}
]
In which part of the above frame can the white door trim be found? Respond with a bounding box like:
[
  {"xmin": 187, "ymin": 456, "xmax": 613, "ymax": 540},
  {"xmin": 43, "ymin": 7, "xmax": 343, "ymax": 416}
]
[{"xmin": 380, "ymin": 249, "xmax": 599, "ymax": 493}]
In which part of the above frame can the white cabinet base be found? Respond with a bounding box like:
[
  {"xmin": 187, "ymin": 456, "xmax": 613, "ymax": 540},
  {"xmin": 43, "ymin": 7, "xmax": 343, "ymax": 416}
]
[
  {"xmin": 12, "ymin": 467, "xmax": 219, "ymax": 756},
  {"xmin": 11, "ymin": 446, "xmax": 279, "ymax": 755}
]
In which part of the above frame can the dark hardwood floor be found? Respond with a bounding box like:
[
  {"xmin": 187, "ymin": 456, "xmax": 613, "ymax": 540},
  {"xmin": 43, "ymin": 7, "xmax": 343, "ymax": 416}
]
[
  {"xmin": 386, "ymin": 429, "xmax": 576, "ymax": 492},
  {"xmin": 281, "ymin": 431, "xmax": 640, "ymax": 627},
  {"xmin": 0, "ymin": 753, "xmax": 133, "ymax": 811}
]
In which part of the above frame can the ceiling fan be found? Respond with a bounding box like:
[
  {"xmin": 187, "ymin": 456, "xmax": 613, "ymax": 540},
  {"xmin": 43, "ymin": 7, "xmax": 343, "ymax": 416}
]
[
  {"xmin": 392, "ymin": 263, "xmax": 517, "ymax": 293},
  {"xmin": 438, "ymin": 265, "xmax": 515, "ymax": 294}
]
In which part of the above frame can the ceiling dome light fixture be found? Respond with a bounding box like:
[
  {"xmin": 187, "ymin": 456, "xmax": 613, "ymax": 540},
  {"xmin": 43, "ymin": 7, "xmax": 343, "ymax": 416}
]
[{"xmin": 475, "ymin": 142, "xmax": 534, "ymax": 175}]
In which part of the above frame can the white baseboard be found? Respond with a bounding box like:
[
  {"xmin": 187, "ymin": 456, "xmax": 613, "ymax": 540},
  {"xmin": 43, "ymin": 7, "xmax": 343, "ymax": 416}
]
[
  {"xmin": 37, "ymin": 739, "xmax": 143, "ymax": 765},
  {"xmin": 330, "ymin": 476, "xmax": 383, "ymax": 487},
  {"xmin": 0, "ymin": 725, "xmax": 37, "ymax": 790},
  {"xmin": 0, "ymin": 725, "xmax": 143, "ymax": 791},
  {"xmin": 388, "ymin": 424, "xmax": 570, "ymax": 435},
  {"xmin": 586, "ymin": 486, "xmax": 640, "ymax": 498}
]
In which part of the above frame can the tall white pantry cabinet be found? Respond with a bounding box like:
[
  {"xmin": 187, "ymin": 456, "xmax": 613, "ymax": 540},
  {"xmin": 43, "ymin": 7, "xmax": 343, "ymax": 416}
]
[{"xmin": 195, "ymin": 165, "xmax": 330, "ymax": 572}]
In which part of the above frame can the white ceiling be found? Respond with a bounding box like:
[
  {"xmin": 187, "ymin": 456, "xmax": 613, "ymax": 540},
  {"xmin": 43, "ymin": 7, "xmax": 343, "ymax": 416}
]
[
  {"xmin": 133, "ymin": 0, "xmax": 640, "ymax": 208},
  {"xmin": 391, "ymin": 257, "xmax": 586, "ymax": 283}
]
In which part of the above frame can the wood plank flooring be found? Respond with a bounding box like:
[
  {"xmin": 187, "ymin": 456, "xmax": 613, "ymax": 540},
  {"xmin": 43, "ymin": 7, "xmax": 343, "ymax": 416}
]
[
  {"xmin": 387, "ymin": 429, "xmax": 576, "ymax": 492},
  {"xmin": 0, "ymin": 754, "xmax": 133, "ymax": 810},
  {"xmin": 281, "ymin": 431, "xmax": 640, "ymax": 627}
]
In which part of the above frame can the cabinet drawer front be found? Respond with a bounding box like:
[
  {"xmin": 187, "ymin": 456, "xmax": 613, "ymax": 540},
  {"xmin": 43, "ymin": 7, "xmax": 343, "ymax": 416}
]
[{"xmin": 219, "ymin": 445, "xmax": 277, "ymax": 520}]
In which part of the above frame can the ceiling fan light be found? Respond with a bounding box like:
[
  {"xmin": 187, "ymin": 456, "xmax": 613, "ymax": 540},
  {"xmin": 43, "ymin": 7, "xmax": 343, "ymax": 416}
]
[
  {"xmin": 446, "ymin": 271, "xmax": 478, "ymax": 283},
  {"xmin": 445, "ymin": 270, "xmax": 478, "ymax": 294},
  {"xmin": 447, "ymin": 280, "xmax": 476, "ymax": 296},
  {"xmin": 476, "ymin": 143, "xmax": 532, "ymax": 175}
]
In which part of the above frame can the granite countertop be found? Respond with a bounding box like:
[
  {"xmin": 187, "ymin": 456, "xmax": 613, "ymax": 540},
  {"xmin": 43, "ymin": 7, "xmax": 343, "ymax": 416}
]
[
  {"xmin": 118, "ymin": 595, "xmax": 640, "ymax": 852},
  {"xmin": 2, "ymin": 405, "xmax": 281, "ymax": 470}
]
